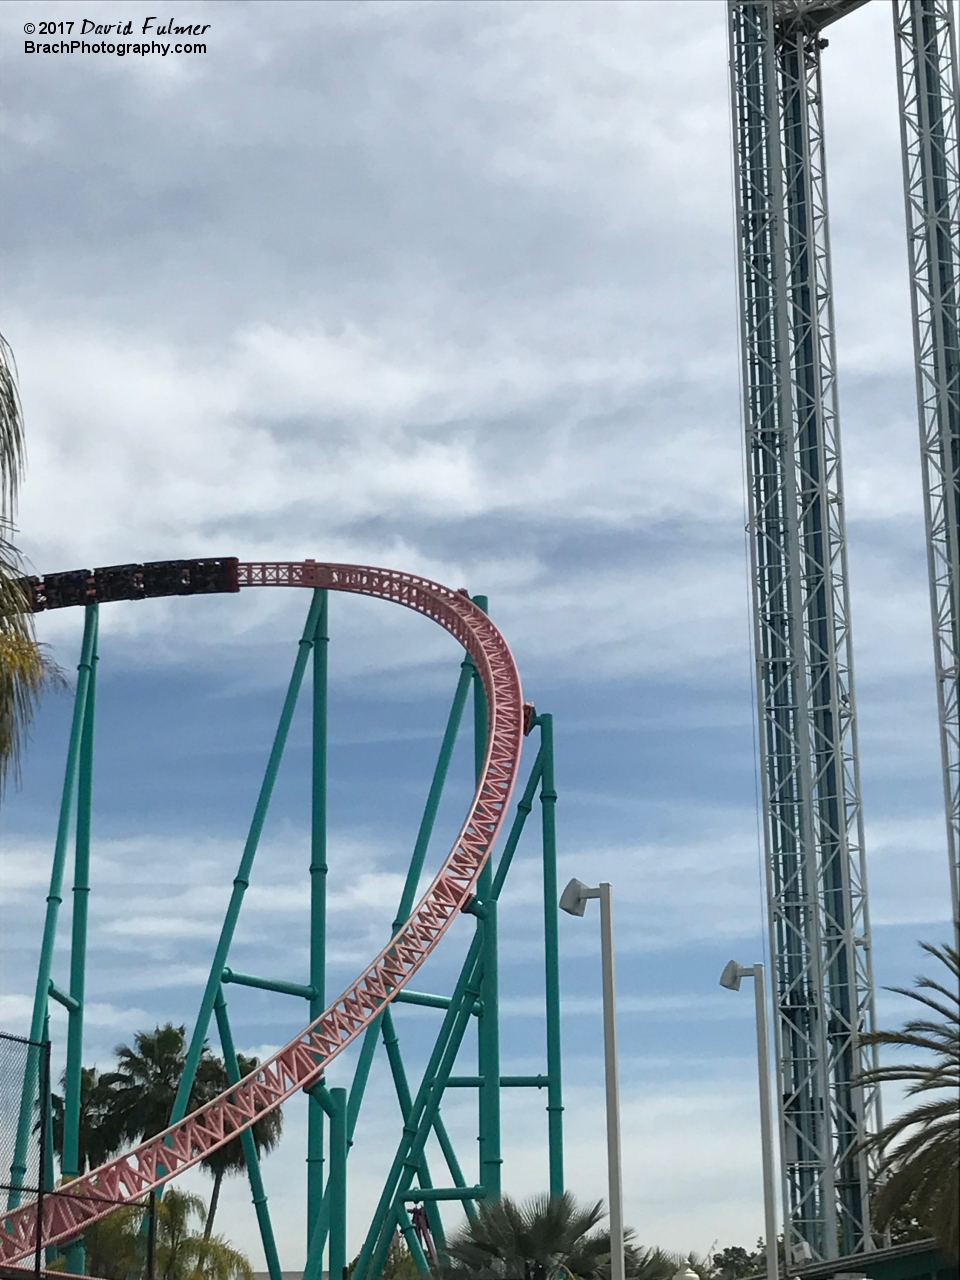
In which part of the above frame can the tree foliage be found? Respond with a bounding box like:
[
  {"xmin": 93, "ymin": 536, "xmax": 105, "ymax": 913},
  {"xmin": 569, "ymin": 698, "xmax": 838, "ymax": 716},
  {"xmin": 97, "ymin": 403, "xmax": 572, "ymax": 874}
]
[
  {"xmin": 82, "ymin": 1204, "xmax": 147, "ymax": 1280},
  {"xmin": 708, "ymin": 1248, "xmax": 763, "ymax": 1280},
  {"xmin": 0, "ymin": 333, "xmax": 57, "ymax": 790},
  {"xmin": 440, "ymin": 1192, "xmax": 663, "ymax": 1280},
  {"xmin": 96, "ymin": 1023, "xmax": 229, "ymax": 1153},
  {"xmin": 51, "ymin": 1066, "xmax": 119, "ymax": 1173},
  {"xmin": 78, "ymin": 1190, "xmax": 253, "ymax": 1280},
  {"xmin": 152, "ymin": 1187, "xmax": 253, "ymax": 1280},
  {"xmin": 858, "ymin": 942, "xmax": 959, "ymax": 1263}
]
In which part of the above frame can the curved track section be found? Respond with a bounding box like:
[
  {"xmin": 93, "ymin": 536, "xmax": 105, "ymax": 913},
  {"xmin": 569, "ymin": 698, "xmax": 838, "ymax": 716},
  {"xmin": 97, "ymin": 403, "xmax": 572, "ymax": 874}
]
[{"xmin": 1, "ymin": 561, "xmax": 524, "ymax": 1262}]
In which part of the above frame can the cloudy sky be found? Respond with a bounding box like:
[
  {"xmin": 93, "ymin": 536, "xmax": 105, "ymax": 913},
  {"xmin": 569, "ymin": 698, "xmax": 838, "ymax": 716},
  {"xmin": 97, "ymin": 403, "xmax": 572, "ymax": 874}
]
[{"xmin": 0, "ymin": 0, "xmax": 954, "ymax": 1268}]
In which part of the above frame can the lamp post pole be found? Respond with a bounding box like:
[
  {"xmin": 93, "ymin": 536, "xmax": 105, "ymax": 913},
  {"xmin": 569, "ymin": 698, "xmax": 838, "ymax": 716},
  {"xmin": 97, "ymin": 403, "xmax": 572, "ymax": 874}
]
[
  {"xmin": 560, "ymin": 878, "xmax": 624, "ymax": 1280},
  {"xmin": 720, "ymin": 960, "xmax": 778, "ymax": 1280}
]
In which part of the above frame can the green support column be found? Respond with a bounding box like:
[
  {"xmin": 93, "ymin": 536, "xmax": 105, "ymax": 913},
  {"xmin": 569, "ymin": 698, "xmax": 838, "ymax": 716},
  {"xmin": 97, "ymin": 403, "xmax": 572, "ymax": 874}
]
[
  {"xmin": 214, "ymin": 992, "xmax": 283, "ymax": 1280},
  {"xmin": 470, "ymin": 596, "xmax": 501, "ymax": 1200},
  {"xmin": 308, "ymin": 591, "xmax": 329, "ymax": 1245},
  {"xmin": 329, "ymin": 1088, "xmax": 348, "ymax": 1280},
  {"xmin": 478, "ymin": 896, "xmax": 501, "ymax": 1199},
  {"xmin": 537, "ymin": 714, "xmax": 564, "ymax": 1195},
  {"xmin": 8, "ymin": 604, "xmax": 98, "ymax": 1208},
  {"xmin": 42, "ymin": 1014, "xmax": 57, "ymax": 1268},
  {"xmin": 167, "ymin": 592, "xmax": 325, "ymax": 1137},
  {"xmin": 42, "ymin": 1013, "xmax": 54, "ymax": 1195},
  {"xmin": 63, "ymin": 620, "xmax": 99, "ymax": 1274}
]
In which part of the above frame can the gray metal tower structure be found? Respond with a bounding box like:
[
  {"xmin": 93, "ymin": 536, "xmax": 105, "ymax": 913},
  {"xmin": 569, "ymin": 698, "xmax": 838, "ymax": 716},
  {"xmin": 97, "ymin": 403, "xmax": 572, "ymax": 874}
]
[
  {"xmin": 728, "ymin": 0, "xmax": 881, "ymax": 1262},
  {"xmin": 893, "ymin": 0, "xmax": 960, "ymax": 929}
]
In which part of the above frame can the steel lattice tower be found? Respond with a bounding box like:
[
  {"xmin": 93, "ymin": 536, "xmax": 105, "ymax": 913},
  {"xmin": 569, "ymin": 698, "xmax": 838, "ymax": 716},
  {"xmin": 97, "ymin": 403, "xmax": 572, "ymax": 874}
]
[
  {"xmin": 893, "ymin": 0, "xmax": 960, "ymax": 929},
  {"xmin": 728, "ymin": 1, "xmax": 881, "ymax": 1261}
]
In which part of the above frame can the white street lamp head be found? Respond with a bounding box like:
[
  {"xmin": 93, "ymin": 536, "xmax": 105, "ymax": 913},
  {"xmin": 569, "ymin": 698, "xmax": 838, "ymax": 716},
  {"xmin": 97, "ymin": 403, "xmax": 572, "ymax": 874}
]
[
  {"xmin": 559, "ymin": 877, "xmax": 592, "ymax": 916},
  {"xmin": 720, "ymin": 959, "xmax": 744, "ymax": 990}
]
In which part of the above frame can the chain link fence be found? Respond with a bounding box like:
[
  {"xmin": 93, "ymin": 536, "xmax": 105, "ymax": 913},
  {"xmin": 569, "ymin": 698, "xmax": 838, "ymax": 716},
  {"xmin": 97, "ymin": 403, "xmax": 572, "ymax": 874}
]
[
  {"xmin": 1, "ymin": 1031, "xmax": 51, "ymax": 1278},
  {"xmin": 1, "ymin": 1034, "xmax": 155, "ymax": 1280}
]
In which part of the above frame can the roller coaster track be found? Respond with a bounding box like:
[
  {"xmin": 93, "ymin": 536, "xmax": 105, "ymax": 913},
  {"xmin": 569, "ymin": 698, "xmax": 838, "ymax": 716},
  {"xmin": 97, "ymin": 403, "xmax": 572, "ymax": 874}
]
[{"xmin": 1, "ymin": 560, "xmax": 524, "ymax": 1263}]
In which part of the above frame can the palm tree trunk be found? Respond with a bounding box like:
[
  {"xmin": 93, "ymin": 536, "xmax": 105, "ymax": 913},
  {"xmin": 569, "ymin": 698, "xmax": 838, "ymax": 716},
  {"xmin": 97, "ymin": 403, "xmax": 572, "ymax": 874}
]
[{"xmin": 204, "ymin": 1169, "xmax": 224, "ymax": 1239}]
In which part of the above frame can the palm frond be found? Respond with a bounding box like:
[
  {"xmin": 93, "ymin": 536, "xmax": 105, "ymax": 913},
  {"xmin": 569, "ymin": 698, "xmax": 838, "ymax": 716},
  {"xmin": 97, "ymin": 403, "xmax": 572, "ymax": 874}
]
[
  {"xmin": 0, "ymin": 528, "xmax": 62, "ymax": 790},
  {"xmin": 856, "ymin": 942, "xmax": 959, "ymax": 1263},
  {"xmin": 0, "ymin": 333, "xmax": 25, "ymax": 524}
]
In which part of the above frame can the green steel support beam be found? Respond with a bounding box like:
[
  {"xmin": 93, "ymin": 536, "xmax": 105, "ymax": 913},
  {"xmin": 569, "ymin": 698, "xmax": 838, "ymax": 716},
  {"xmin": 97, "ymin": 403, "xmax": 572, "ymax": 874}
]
[
  {"xmin": 392, "ymin": 988, "xmax": 481, "ymax": 1013},
  {"xmin": 328, "ymin": 1088, "xmax": 347, "ymax": 1280},
  {"xmin": 478, "ymin": 894, "xmax": 501, "ymax": 1198},
  {"xmin": 445, "ymin": 1076, "xmax": 549, "ymax": 1088},
  {"xmin": 491, "ymin": 752, "xmax": 542, "ymax": 899},
  {"xmin": 9, "ymin": 604, "xmax": 98, "ymax": 1208},
  {"xmin": 401, "ymin": 1186, "xmax": 485, "ymax": 1202},
  {"xmin": 302, "ymin": 1094, "xmax": 332, "ymax": 1280},
  {"xmin": 63, "ymin": 635, "xmax": 96, "ymax": 1177},
  {"xmin": 304, "ymin": 1081, "xmax": 349, "ymax": 1280},
  {"xmin": 537, "ymin": 713, "xmax": 565, "ymax": 1196},
  {"xmin": 221, "ymin": 969, "xmax": 316, "ymax": 1000},
  {"xmin": 42, "ymin": 1014, "xmax": 56, "ymax": 1268},
  {"xmin": 431, "ymin": 1112, "xmax": 476, "ymax": 1221},
  {"xmin": 47, "ymin": 981, "xmax": 80, "ymax": 1014},
  {"xmin": 64, "ymin": 630, "xmax": 98, "ymax": 1275},
  {"xmin": 167, "ymin": 592, "xmax": 325, "ymax": 1142},
  {"xmin": 214, "ymin": 992, "xmax": 282, "ymax": 1280},
  {"xmin": 308, "ymin": 591, "xmax": 329, "ymax": 1246}
]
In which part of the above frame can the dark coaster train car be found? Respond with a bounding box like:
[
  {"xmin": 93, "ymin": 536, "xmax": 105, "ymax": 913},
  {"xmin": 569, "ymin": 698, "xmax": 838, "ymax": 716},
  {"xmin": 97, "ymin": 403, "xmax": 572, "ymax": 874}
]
[{"xmin": 21, "ymin": 558, "xmax": 240, "ymax": 611}]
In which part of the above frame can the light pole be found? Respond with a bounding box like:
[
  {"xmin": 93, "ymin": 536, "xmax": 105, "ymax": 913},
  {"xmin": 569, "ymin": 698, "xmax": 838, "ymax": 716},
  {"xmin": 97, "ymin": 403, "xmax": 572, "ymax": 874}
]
[
  {"xmin": 560, "ymin": 878, "xmax": 624, "ymax": 1280},
  {"xmin": 719, "ymin": 960, "xmax": 778, "ymax": 1280}
]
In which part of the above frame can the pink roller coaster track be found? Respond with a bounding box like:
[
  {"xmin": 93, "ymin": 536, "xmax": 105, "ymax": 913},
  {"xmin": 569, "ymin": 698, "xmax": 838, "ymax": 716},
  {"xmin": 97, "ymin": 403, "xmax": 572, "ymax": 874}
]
[{"xmin": 1, "ymin": 561, "xmax": 525, "ymax": 1263}]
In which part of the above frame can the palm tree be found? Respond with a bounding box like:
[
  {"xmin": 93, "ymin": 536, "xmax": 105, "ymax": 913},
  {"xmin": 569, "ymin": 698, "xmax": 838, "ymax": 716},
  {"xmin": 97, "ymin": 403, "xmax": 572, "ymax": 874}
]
[
  {"xmin": 199, "ymin": 1052, "xmax": 283, "ymax": 1237},
  {"xmin": 442, "ymin": 1191, "xmax": 638, "ymax": 1280},
  {"xmin": 0, "ymin": 332, "xmax": 51, "ymax": 790},
  {"xmin": 72, "ymin": 1026, "xmax": 282, "ymax": 1239},
  {"xmin": 81, "ymin": 1203, "xmax": 146, "ymax": 1280},
  {"xmin": 51, "ymin": 1065, "xmax": 120, "ymax": 1173},
  {"xmin": 71, "ymin": 1190, "xmax": 252, "ymax": 1280},
  {"xmin": 97, "ymin": 1024, "xmax": 225, "ymax": 1153},
  {"xmin": 858, "ymin": 942, "xmax": 959, "ymax": 1263},
  {"xmin": 152, "ymin": 1187, "xmax": 253, "ymax": 1280}
]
